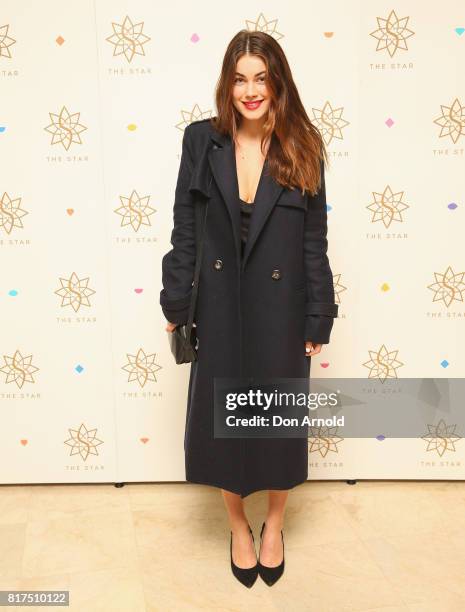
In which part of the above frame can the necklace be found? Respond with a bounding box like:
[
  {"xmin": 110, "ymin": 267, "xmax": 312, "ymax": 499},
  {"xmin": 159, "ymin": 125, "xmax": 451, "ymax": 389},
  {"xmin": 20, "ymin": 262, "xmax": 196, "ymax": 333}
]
[
  {"xmin": 236, "ymin": 139, "xmax": 268, "ymax": 161},
  {"xmin": 236, "ymin": 138, "xmax": 268, "ymax": 202},
  {"xmin": 236, "ymin": 141, "xmax": 247, "ymax": 160}
]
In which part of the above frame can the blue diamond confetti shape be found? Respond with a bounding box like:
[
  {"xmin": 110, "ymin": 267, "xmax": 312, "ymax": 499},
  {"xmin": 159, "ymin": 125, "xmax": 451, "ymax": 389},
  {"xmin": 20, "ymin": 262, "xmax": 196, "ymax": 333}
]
[
  {"xmin": 75, "ymin": 364, "xmax": 84, "ymax": 373},
  {"xmin": 440, "ymin": 360, "xmax": 449, "ymax": 368},
  {"xmin": 8, "ymin": 289, "xmax": 18, "ymax": 296}
]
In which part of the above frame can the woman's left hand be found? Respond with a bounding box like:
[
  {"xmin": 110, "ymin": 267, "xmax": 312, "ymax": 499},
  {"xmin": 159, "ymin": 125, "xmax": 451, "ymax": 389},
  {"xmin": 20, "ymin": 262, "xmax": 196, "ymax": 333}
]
[{"xmin": 305, "ymin": 341, "xmax": 322, "ymax": 357}]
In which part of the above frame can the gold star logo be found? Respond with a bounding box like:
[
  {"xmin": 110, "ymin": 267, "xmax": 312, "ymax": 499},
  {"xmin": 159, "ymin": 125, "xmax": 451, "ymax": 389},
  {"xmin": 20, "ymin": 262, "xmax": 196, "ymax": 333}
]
[
  {"xmin": 421, "ymin": 419, "xmax": 461, "ymax": 457},
  {"xmin": 427, "ymin": 265, "xmax": 465, "ymax": 308},
  {"xmin": 54, "ymin": 272, "xmax": 96, "ymax": 312},
  {"xmin": 175, "ymin": 105, "xmax": 213, "ymax": 132},
  {"xmin": 114, "ymin": 190, "xmax": 156, "ymax": 232},
  {"xmin": 0, "ymin": 349, "xmax": 39, "ymax": 389},
  {"xmin": 106, "ymin": 15, "xmax": 151, "ymax": 63},
  {"xmin": 44, "ymin": 105, "xmax": 87, "ymax": 151},
  {"xmin": 0, "ymin": 192, "xmax": 28, "ymax": 235},
  {"xmin": 0, "ymin": 23, "xmax": 16, "ymax": 58},
  {"xmin": 333, "ymin": 273, "xmax": 347, "ymax": 305},
  {"xmin": 64, "ymin": 423, "xmax": 104, "ymax": 462},
  {"xmin": 362, "ymin": 344, "xmax": 404, "ymax": 382},
  {"xmin": 369, "ymin": 9, "xmax": 415, "ymax": 57},
  {"xmin": 311, "ymin": 101, "xmax": 350, "ymax": 146},
  {"xmin": 433, "ymin": 98, "xmax": 465, "ymax": 144},
  {"xmin": 122, "ymin": 348, "xmax": 162, "ymax": 387},
  {"xmin": 366, "ymin": 185, "xmax": 410, "ymax": 228},
  {"xmin": 308, "ymin": 426, "xmax": 344, "ymax": 457},
  {"xmin": 245, "ymin": 12, "xmax": 284, "ymax": 39}
]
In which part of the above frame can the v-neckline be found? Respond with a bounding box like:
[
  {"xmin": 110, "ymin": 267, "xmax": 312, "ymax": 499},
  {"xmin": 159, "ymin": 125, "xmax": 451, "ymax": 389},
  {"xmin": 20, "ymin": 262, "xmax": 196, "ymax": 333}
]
[{"xmin": 232, "ymin": 141, "xmax": 268, "ymax": 205}]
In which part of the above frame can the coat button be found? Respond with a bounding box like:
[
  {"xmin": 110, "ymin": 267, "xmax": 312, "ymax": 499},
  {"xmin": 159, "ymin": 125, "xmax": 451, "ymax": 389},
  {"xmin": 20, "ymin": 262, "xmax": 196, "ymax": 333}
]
[
  {"xmin": 271, "ymin": 268, "xmax": 282, "ymax": 280},
  {"xmin": 214, "ymin": 259, "xmax": 223, "ymax": 271}
]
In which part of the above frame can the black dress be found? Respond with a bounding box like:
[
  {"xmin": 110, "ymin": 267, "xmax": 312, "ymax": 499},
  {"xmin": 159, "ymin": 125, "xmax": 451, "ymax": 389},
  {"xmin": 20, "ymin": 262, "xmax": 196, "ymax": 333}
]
[{"xmin": 239, "ymin": 196, "xmax": 255, "ymax": 256}]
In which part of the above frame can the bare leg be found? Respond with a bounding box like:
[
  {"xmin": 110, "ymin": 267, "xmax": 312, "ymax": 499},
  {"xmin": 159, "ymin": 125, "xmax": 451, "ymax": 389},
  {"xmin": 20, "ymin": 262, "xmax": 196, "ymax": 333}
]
[
  {"xmin": 221, "ymin": 489, "xmax": 257, "ymax": 569},
  {"xmin": 260, "ymin": 490, "xmax": 288, "ymax": 566}
]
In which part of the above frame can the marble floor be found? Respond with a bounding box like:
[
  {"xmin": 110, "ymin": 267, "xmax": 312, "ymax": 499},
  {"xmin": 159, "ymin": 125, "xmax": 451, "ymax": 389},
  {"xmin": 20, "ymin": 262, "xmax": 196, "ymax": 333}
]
[{"xmin": 1, "ymin": 480, "xmax": 465, "ymax": 611}]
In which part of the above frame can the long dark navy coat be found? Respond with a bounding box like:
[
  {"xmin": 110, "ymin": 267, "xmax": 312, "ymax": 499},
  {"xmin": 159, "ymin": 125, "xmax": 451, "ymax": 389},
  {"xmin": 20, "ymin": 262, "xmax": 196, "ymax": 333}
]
[{"xmin": 160, "ymin": 118, "xmax": 338, "ymax": 498}]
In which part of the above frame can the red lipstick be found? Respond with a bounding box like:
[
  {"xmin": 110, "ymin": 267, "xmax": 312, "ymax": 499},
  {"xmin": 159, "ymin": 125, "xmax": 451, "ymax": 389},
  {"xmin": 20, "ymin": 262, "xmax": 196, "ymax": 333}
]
[{"xmin": 243, "ymin": 100, "xmax": 263, "ymax": 110}]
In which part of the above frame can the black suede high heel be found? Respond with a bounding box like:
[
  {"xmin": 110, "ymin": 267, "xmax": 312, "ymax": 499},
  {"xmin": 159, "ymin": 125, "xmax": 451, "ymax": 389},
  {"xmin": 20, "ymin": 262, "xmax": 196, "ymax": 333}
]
[
  {"xmin": 230, "ymin": 524, "xmax": 258, "ymax": 588},
  {"xmin": 257, "ymin": 521, "xmax": 285, "ymax": 586}
]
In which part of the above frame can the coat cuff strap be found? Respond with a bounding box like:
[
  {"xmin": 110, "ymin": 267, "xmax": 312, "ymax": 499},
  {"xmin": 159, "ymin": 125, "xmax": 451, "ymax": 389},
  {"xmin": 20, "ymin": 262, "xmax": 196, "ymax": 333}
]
[
  {"xmin": 160, "ymin": 289, "xmax": 192, "ymax": 311},
  {"xmin": 160, "ymin": 289, "xmax": 192, "ymax": 325},
  {"xmin": 305, "ymin": 302, "xmax": 339, "ymax": 317},
  {"xmin": 161, "ymin": 305, "xmax": 189, "ymax": 325}
]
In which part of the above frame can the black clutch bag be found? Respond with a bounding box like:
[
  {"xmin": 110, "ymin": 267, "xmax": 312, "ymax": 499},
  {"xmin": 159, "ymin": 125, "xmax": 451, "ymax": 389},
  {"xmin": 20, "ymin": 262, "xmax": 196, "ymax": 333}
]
[
  {"xmin": 168, "ymin": 323, "xmax": 199, "ymax": 364},
  {"xmin": 168, "ymin": 197, "xmax": 209, "ymax": 364}
]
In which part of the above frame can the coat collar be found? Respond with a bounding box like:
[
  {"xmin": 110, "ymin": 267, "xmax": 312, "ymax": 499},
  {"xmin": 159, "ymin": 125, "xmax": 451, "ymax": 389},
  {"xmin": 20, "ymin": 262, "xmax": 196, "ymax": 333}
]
[{"xmin": 188, "ymin": 121, "xmax": 284, "ymax": 273}]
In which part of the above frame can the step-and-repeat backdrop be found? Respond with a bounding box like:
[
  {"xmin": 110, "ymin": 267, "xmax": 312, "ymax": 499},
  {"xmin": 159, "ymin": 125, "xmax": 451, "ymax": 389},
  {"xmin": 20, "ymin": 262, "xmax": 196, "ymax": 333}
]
[{"xmin": 1, "ymin": 1, "xmax": 464, "ymax": 484}]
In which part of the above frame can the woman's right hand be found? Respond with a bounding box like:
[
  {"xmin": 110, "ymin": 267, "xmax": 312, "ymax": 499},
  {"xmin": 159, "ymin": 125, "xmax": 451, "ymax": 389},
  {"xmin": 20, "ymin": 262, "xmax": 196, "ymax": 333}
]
[{"xmin": 166, "ymin": 321, "xmax": 178, "ymax": 333}]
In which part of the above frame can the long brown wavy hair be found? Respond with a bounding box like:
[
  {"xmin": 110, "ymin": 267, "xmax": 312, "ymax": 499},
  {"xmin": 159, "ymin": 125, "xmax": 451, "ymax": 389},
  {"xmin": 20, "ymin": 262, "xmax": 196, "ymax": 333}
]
[{"xmin": 210, "ymin": 29, "xmax": 328, "ymax": 196}]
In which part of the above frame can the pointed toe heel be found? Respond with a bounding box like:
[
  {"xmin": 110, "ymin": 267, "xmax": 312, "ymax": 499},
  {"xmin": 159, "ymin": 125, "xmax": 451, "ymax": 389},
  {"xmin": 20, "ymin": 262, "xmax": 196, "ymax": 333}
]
[
  {"xmin": 230, "ymin": 524, "xmax": 258, "ymax": 588},
  {"xmin": 257, "ymin": 521, "xmax": 285, "ymax": 586}
]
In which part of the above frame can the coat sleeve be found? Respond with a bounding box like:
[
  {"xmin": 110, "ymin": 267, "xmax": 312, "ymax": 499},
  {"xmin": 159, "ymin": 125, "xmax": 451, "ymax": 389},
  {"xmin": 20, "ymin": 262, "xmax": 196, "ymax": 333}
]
[
  {"xmin": 303, "ymin": 159, "xmax": 338, "ymax": 344},
  {"xmin": 159, "ymin": 125, "xmax": 196, "ymax": 325}
]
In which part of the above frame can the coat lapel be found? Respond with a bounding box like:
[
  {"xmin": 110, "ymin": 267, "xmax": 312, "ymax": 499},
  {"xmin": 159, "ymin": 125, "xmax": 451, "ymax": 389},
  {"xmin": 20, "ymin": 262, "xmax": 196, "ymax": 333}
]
[
  {"xmin": 207, "ymin": 136, "xmax": 243, "ymax": 271},
  {"xmin": 240, "ymin": 155, "xmax": 284, "ymax": 272},
  {"xmin": 206, "ymin": 124, "xmax": 284, "ymax": 272}
]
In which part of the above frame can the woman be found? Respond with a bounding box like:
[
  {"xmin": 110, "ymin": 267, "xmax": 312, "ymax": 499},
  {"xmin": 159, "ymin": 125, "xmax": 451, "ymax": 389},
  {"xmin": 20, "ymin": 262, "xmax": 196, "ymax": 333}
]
[{"xmin": 160, "ymin": 30, "xmax": 338, "ymax": 587}]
